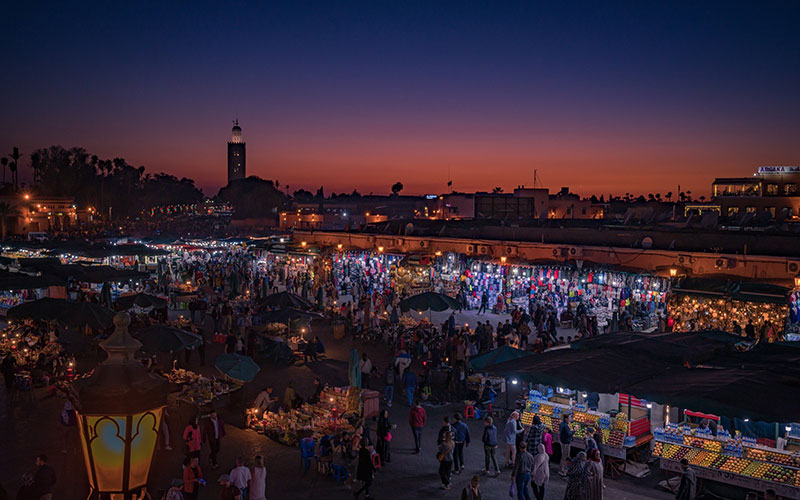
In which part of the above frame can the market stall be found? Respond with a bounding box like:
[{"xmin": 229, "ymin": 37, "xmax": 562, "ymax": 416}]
[
  {"xmin": 653, "ymin": 422, "xmax": 800, "ymax": 497},
  {"xmin": 668, "ymin": 278, "xmax": 790, "ymax": 338},
  {"xmin": 166, "ymin": 368, "xmax": 243, "ymax": 410},
  {"xmin": 520, "ymin": 390, "xmax": 652, "ymax": 478},
  {"xmin": 249, "ymin": 386, "xmax": 364, "ymax": 446}
]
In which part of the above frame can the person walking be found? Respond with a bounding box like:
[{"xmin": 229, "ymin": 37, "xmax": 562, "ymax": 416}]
[
  {"xmin": 525, "ymin": 415, "xmax": 546, "ymax": 456},
  {"xmin": 408, "ymin": 401, "xmax": 427, "ymax": 454},
  {"xmin": 558, "ymin": 414, "xmax": 575, "ymax": 476},
  {"xmin": 531, "ymin": 444, "xmax": 550, "ymax": 500},
  {"xmin": 183, "ymin": 416, "xmax": 202, "ymax": 458},
  {"xmin": 202, "ymin": 411, "xmax": 226, "ymax": 469},
  {"xmin": 511, "ymin": 442, "xmax": 534, "ymax": 500},
  {"xmin": 182, "ymin": 456, "xmax": 205, "ymax": 500},
  {"xmin": 383, "ymin": 363, "xmax": 395, "ymax": 407},
  {"xmin": 461, "ymin": 475, "xmax": 482, "ymax": 500},
  {"xmin": 504, "ymin": 411, "xmax": 524, "ymax": 468},
  {"xmin": 359, "ymin": 353, "xmax": 373, "ymax": 389},
  {"xmin": 229, "ymin": 456, "xmax": 252, "ymax": 499},
  {"xmin": 584, "ymin": 449, "xmax": 604, "ymax": 500},
  {"xmin": 33, "ymin": 455, "xmax": 56, "ymax": 500},
  {"xmin": 675, "ymin": 458, "xmax": 697, "ymax": 500},
  {"xmin": 452, "ymin": 413, "xmax": 470, "ymax": 474},
  {"xmin": 402, "ymin": 368, "xmax": 417, "ymax": 407},
  {"xmin": 218, "ymin": 474, "xmax": 240, "ymax": 500},
  {"xmin": 437, "ymin": 416, "xmax": 454, "ymax": 446},
  {"xmin": 249, "ymin": 455, "xmax": 267, "ymax": 500},
  {"xmin": 481, "ymin": 416, "xmax": 500, "ymax": 476},
  {"xmin": 376, "ymin": 409, "xmax": 392, "ymax": 464},
  {"xmin": 563, "ymin": 452, "xmax": 587, "ymax": 500},
  {"xmin": 353, "ymin": 444, "xmax": 375, "ymax": 499},
  {"xmin": 478, "ymin": 291, "xmax": 488, "ymax": 315},
  {"xmin": 438, "ymin": 431, "xmax": 455, "ymax": 490}
]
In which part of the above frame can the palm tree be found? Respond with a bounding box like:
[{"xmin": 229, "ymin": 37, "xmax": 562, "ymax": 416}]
[
  {"xmin": 492, "ymin": 187, "xmax": 503, "ymax": 194},
  {"xmin": 0, "ymin": 201, "xmax": 21, "ymax": 239},
  {"xmin": 686, "ymin": 190, "xmax": 693, "ymax": 201},
  {"xmin": 0, "ymin": 157, "xmax": 7, "ymax": 184},
  {"xmin": 9, "ymin": 147, "xmax": 21, "ymax": 191},
  {"xmin": 666, "ymin": 191, "xmax": 673, "ymax": 202}
]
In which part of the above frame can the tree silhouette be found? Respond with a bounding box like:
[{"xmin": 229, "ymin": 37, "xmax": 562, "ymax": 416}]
[
  {"xmin": 8, "ymin": 147, "xmax": 21, "ymax": 190},
  {"xmin": 699, "ymin": 195, "xmax": 706, "ymax": 202},
  {"xmin": 0, "ymin": 157, "xmax": 6, "ymax": 184},
  {"xmin": 391, "ymin": 182, "xmax": 403, "ymax": 195},
  {"xmin": 0, "ymin": 201, "xmax": 21, "ymax": 239},
  {"xmin": 666, "ymin": 191, "xmax": 673, "ymax": 202},
  {"xmin": 679, "ymin": 192, "xmax": 686, "ymax": 202},
  {"xmin": 686, "ymin": 190, "xmax": 693, "ymax": 201},
  {"xmin": 492, "ymin": 187, "xmax": 503, "ymax": 194}
]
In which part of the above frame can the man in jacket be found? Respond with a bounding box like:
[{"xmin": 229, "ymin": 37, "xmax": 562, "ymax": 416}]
[
  {"xmin": 511, "ymin": 442, "xmax": 535, "ymax": 500},
  {"xmin": 437, "ymin": 416, "xmax": 454, "ymax": 446},
  {"xmin": 525, "ymin": 414, "xmax": 546, "ymax": 456},
  {"xmin": 33, "ymin": 455, "xmax": 56, "ymax": 500},
  {"xmin": 676, "ymin": 458, "xmax": 697, "ymax": 500},
  {"xmin": 408, "ymin": 402, "xmax": 427, "ymax": 455},
  {"xmin": 482, "ymin": 416, "xmax": 500, "ymax": 476},
  {"xmin": 202, "ymin": 411, "xmax": 226, "ymax": 469},
  {"xmin": 452, "ymin": 413, "xmax": 471, "ymax": 473},
  {"xmin": 402, "ymin": 368, "xmax": 417, "ymax": 407},
  {"xmin": 558, "ymin": 414, "xmax": 574, "ymax": 476}
]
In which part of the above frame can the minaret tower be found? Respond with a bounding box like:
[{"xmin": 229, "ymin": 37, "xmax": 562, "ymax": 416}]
[{"xmin": 227, "ymin": 120, "xmax": 246, "ymax": 184}]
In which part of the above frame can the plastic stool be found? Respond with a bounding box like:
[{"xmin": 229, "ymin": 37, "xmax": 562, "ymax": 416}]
[
  {"xmin": 464, "ymin": 404, "xmax": 476, "ymax": 419},
  {"xmin": 371, "ymin": 453, "xmax": 382, "ymax": 470}
]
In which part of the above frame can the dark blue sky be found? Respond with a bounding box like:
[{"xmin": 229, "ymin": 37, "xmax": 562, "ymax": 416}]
[{"xmin": 2, "ymin": 1, "xmax": 798, "ymax": 196}]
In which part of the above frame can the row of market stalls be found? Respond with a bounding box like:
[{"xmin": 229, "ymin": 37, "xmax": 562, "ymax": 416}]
[
  {"xmin": 483, "ymin": 332, "xmax": 800, "ymax": 497},
  {"xmin": 270, "ymin": 245, "xmax": 797, "ymax": 337}
]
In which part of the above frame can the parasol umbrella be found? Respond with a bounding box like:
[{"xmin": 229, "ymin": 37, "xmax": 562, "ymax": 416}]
[
  {"xmin": 115, "ymin": 292, "xmax": 168, "ymax": 310},
  {"xmin": 57, "ymin": 329, "xmax": 92, "ymax": 355},
  {"xmin": 257, "ymin": 291, "xmax": 313, "ymax": 310},
  {"xmin": 132, "ymin": 325, "xmax": 202, "ymax": 353},
  {"xmin": 399, "ymin": 292, "xmax": 461, "ymax": 313},
  {"xmin": 257, "ymin": 307, "xmax": 323, "ymax": 324},
  {"xmin": 7, "ymin": 298, "xmax": 114, "ymax": 329},
  {"xmin": 215, "ymin": 353, "xmax": 260, "ymax": 382}
]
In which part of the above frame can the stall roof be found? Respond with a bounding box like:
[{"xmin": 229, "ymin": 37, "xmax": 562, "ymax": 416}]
[
  {"xmin": 17, "ymin": 262, "xmax": 148, "ymax": 283},
  {"xmin": 0, "ymin": 271, "xmax": 64, "ymax": 291},
  {"xmin": 671, "ymin": 277, "xmax": 790, "ymax": 304},
  {"xmin": 489, "ymin": 331, "xmax": 800, "ymax": 422}
]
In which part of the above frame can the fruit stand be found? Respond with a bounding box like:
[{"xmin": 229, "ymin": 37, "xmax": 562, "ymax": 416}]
[
  {"xmin": 521, "ymin": 397, "xmax": 652, "ymax": 478},
  {"xmin": 653, "ymin": 423, "xmax": 800, "ymax": 498}
]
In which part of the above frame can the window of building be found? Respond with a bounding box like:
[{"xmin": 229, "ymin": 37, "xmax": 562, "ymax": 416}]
[
  {"xmin": 780, "ymin": 207, "xmax": 792, "ymax": 218},
  {"xmin": 785, "ymin": 184, "xmax": 798, "ymax": 195},
  {"xmin": 766, "ymin": 184, "xmax": 778, "ymax": 195},
  {"xmin": 727, "ymin": 207, "xmax": 739, "ymax": 216},
  {"xmin": 767, "ymin": 207, "xmax": 776, "ymax": 217},
  {"xmin": 746, "ymin": 206, "xmax": 756, "ymax": 213}
]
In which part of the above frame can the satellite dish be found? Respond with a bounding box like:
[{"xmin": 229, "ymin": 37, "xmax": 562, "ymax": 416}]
[{"xmin": 641, "ymin": 236, "xmax": 653, "ymax": 249}]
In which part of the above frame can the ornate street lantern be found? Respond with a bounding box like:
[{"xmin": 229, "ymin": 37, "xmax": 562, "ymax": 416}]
[{"xmin": 75, "ymin": 312, "xmax": 168, "ymax": 499}]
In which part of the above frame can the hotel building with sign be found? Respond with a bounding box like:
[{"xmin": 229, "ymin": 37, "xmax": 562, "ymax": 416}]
[{"xmin": 712, "ymin": 166, "xmax": 800, "ymax": 220}]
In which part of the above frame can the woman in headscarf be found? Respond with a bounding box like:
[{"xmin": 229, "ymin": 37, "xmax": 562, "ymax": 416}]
[
  {"xmin": 531, "ymin": 443, "xmax": 550, "ymax": 500},
  {"xmin": 563, "ymin": 451, "xmax": 586, "ymax": 500},
  {"xmin": 583, "ymin": 448, "xmax": 604, "ymax": 500},
  {"xmin": 376, "ymin": 409, "xmax": 392, "ymax": 464}
]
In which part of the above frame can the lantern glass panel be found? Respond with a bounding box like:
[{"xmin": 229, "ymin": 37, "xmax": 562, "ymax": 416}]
[
  {"xmin": 80, "ymin": 416, "xmax": 127, "ymax": 492},
  {"xmin": 129, "ymin": 409, "xmax": 163, "ymax": 488}
]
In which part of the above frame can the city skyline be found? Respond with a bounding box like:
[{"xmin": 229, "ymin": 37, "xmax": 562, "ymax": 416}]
[{"xmin": 2, "ymin": 1, "xmax": 799, "ymax": 197}]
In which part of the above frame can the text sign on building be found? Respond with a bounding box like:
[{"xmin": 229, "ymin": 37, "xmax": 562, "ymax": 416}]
[{"xmin": 758, "ymin": 166, "xmax": 800, "ymax": 174}]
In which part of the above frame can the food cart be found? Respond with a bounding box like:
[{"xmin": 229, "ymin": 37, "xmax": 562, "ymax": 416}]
[
  {"xmin": 653, "ymin": 422, "xmax": 800, "ymax": 498},
  {"xmin": 521, "ymin": 391, "xmax": 652, "ymax": 478}
]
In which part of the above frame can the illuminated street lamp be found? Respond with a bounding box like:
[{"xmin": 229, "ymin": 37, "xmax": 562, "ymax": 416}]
[
  {"xmin": 794, "ymin": 272, "xmax": 800, "ymax": 289},
  {"xmin": 669, "ymin": 267, "xmax": 678, "ymax": 277},
  {"xmin": 75, "ymin": 313, "xmax": 168, "ymax": 500}
]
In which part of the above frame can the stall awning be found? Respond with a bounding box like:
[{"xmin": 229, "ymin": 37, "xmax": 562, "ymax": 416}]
[{"xmin": 489, "ymin": 331, "xmax": 800, "ymax": 422}]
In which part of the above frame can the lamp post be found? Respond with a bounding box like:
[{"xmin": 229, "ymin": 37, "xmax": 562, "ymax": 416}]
[{"xmin": 75, "ymin": 312, "xmax": 168, "ymax": 500}]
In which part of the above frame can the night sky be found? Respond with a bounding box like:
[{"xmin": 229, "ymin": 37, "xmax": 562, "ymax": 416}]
[{"xmin": 2, "ymin": 1, "xmax": 798, "ymax": 197}]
